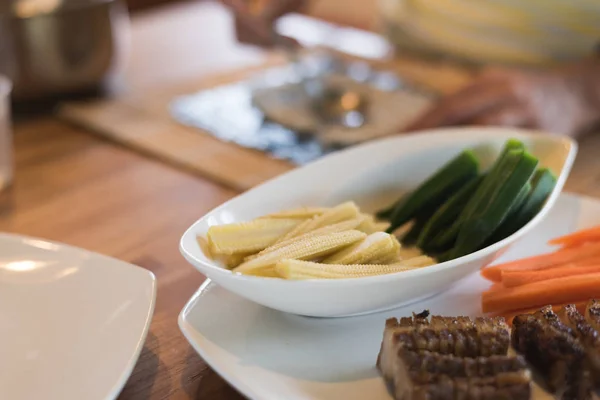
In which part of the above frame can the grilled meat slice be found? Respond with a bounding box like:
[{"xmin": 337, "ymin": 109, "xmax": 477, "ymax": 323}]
[
  {"xmin": 379, "ymin": 314, "xmax": 510, "ymax": 361},
  {"xmin": 380, "ymin": 348, "xmax": 531, "ymax": 400},
  {"xmin": 378, "ymin": 312, "xmax": 523, "ymax": 399},
  {"xmin": 411, "ymin": 376, "xmax": 531, "ymax": 400},
  {"xmin": 585, "ymin": 300, "xmax": 600, "ymax": 332},
  {"xmin": 512, "ymin": 306, "xmax": 590, "ymax": 399},
  {"xmin": 473, "ymin": 316, "xmax": 512, "ymax": 357},
  {"xmin": 558, "ymin": 304, "xmax": 600, "ymax": 384},
  {"xmin": 399, "ymin": 349, "xmax": 529, "ymax": 382}
]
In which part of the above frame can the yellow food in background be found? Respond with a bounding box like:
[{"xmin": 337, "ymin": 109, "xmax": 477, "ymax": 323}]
[{"xmin": 201, "ymin": 202, "xmax": 439, "ymax": 279}]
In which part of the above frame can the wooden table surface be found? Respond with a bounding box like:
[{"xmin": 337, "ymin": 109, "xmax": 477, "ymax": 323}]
[{"xmin": 4, "ymin": 2, "xmax": 600, "ymax": 400}]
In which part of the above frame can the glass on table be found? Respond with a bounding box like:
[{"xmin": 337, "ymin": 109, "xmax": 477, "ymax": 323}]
[{"xmin": 0, "ymin": 76, "xmax": 12, "ymax": 191}]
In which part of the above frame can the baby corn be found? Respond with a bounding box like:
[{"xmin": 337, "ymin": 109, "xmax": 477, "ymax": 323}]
[
  {"xmin": 398, "ymin": 246, "xmax": 424, "ymax": 260},
  {"xmin": 197, "ymin": 237, "xmax": 247, "ymax": 268},
  {"xmin": 207, "ymin": 218, "xmax": 300, "ymax": 255},
  {"xmin": 357, "ymin": 214, "xmax": 390, "ymax": 234},
  {"xmin": 223, "ymin": 254, "xmax": 247, "ymax": 269},
  {"xmin": 246, "ymin": 217, "xmax": 365, "ymax": 262},
  {"xmin": 369, "ymin": 236, "xmax": 402, "ymax": 264},
  {"xmin": 197, "ymin": 236, "xmax": 213, "ymax": 258},
  {"xmin": 275, "ymin": 259, "xmax": 424, "ymax": 279},
  {"xmin": 370, "ymin": 252, "xmax": 401, "ymax": 265},
  {"xmin": 233, "ymin": 230, "xmax": 366, "ymax": 275},
  {"xmin": 276, "ymin": 201, "xmax": 360, "ymax": 243},
  {"xmin": 322, "ymin": 232, "xmax": 399, "ymax": 265},
  {"xmin": 399, "ymin": 255, "xmax": 437, "ymax": 268},
  {"xmin": 264, "ymin": 206, "xmax": 328, "ymax": 219}
]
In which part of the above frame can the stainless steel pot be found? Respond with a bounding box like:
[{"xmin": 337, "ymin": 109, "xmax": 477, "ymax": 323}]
[{"xmin": 0, "ymin": 0, "xmax": 129, "ymax": 100}]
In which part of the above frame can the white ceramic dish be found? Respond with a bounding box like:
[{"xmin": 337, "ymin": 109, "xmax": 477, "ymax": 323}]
[
  {"xmin": 0, "ymin": 234, "xmax": 156, "ymax": 400},
  {"xmin": 179, "ymin": 192, "xmax": 597, "ymax": 400},
  {"xmin": 180, "ymin": 127, "xmax": 576, "ymax": 317}
]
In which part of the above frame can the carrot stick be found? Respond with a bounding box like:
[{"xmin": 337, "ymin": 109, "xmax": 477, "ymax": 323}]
[
  {"xmin": 549, "ymin": 226, "xmax": 600, "ymax": 247},
  {"xmin": 494, "ymin": 301, "xmax": 588, "ymax": 326},
  {"xmin": 480, "ymin": 243, "xmax": 600, "ymax": 282},
  {"xmin": 487, "ymin": 282, "xmax": 505, "ymax": 291},
  {"xmin": 501, "ymin": 263, "xmax": 600, "ymax": 288},
  {"xmin": 559, "ymin": 237, "xmax": 600, "ymax": 249},
  {"xmin": 481, "ymin": 272, "xmax": 600, "ymax": 314},
  {"xmin": 561, "ymin": 241, "xmax": 590, "ymax": 249}
]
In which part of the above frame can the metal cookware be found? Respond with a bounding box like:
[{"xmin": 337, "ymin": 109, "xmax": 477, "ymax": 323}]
[{"xmin": 0, "ymin": 0, "xmax": 129, "ymax": 100}]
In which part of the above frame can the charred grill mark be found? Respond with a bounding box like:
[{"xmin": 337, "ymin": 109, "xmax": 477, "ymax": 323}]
[
  {"xmin": 557, "ymin": 304, "xmax": 600, "ymax": 390},
  {"xmin": 410, "ymin": 376, "xmax": 531, "ymax": 400},
  {"xmin": 559, "ymin": 305, "xmax": 600, "ymax": 349},
  {"xmin": 538, "ymin": 306, "xmax": 576, "ymax": 337},
  {"xmin": 390, "ymin": 314, "xmax": 510, "ymax": 357},
  {"xmin": 431, "ymin": 316, "xmax": 454, "ymax": 354},
  {"xmin": 399, "ymin": 349, "xmax": 529, "ymax": 382},
  {"xmin": 390, "ymin": 350, "xmax": 531, "ymax": 400},
  {"xmin": 512, "ymin": 305, "xmax": 591, "ymax": 399},
  {"xmin": 585, "ymin": 300, "xmax": 600, "ymax": 331},
  {"xmin": 378, "ymin": 312, "xmax": 527, "ymax": 400}
]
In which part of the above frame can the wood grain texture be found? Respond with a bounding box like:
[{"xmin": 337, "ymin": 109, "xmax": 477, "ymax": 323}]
[
  {"xmin": 59, "ymin": 68, "xmax": 294, "ymax": 192},
  {"xmin": 3, "ymin": 118, "xmax": 243, "ymax": 399},
  {"xmin": 7, "ymin": 2, "xmax": 600, "ymax": 400}
]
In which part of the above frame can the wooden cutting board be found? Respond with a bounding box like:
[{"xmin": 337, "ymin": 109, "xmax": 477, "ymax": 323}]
[{"xmin": 58, "ymin": 52, "xmax": 471, "ymax": 192}]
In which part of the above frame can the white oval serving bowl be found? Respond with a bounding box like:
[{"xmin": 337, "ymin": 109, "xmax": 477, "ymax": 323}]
[{"xmin": 180, "ymin": 127, "xmax": 576, "ymax": 317}]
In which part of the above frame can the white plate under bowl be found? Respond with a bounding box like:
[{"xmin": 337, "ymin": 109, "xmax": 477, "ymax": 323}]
[
  {"xmin": 179, "ymin": 192, "xmax": 595, "ymax": 400},
  {"xmin": 180, "ymin": 127, "xmax": 576, "ymax": 317},
  {"xmin": 0, "ymin": 234, "xmax": 156, "ymax": 400}
]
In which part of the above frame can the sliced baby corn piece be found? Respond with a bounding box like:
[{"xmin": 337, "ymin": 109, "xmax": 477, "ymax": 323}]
[
  {"xmin": 357, "ymin": 214, "xmax": 390, "ymax": 234},
  {"xmin": 275, "ymin": 201, "xmax": 360, "ymax": 244},
  {"xmin": 399, "ymin": 255, "xmax": 437, "ymax": 268},
  {"xmin": 398, "ymin": 246, "xmax": 424, "ymax": 260},
  {"xmin": 196, "ymin": 236, "xmax": 249, "ymax": 269},
  {"xmin": 233, "ymin": 230, "xmax": 366, "ymax": 275},
  {"xmin": 207, "ymin": 218, "xmax": 300, "ymax": 255},
  {"xmin": 372, "ymin": 221, "xmax": 392, "ymax": 232},
  {"xmin": 371, "ymin": 253, "xmax": 401, "ymax": 265},
  {"xmin": 197, "ymin": 236, "xmax": 214, "ymax": 258},
  {"xmin": 369, "ymin": 236, "xmax": 402, "ymax": 264},
  {"xmin": 264, "ymin": 206, "xmax": 328, "ymax": 219},
  {"xmin": 221, "ymin": 254, "xmax": 248, "ymax": 269},
  {"xmin": 244, "ymin": 268, "xmax": 280, "ymax": 278},
  {"xmin": 246, "ymin": 216, "xmax": 365, "ymax": 262},
  {"xmin": 211, "ymin": 253, "xmax": 247, "ymax": 269},
  {"xmin": 276, "ymin": 259, "xmax": 423, "ymax": 279},
  {"xmin": 323, "ymin": 232, "xmax": 398, "ymax": 265}
]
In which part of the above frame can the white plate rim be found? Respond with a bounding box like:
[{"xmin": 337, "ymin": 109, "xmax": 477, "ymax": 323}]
[
  {"xmin": 178, "ymin": 279, "xmax": 262, "ymax": 400},
  {"xmin": 0, "ymin": 232, "xmax": 158, "ymax": 400}
]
